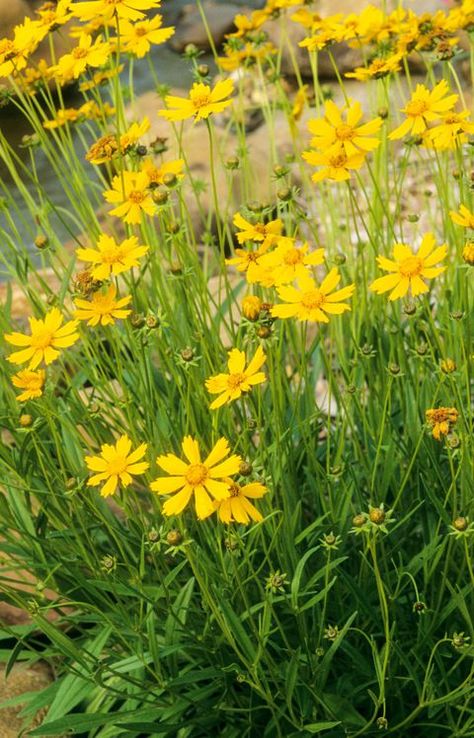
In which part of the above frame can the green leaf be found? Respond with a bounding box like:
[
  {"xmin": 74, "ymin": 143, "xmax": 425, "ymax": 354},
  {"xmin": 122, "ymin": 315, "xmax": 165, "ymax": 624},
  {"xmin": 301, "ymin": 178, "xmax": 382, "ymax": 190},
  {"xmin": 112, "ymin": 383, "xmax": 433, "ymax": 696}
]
[{"xmin": 303, "ymin": 722, "xmax": 342, "ymax": 733}]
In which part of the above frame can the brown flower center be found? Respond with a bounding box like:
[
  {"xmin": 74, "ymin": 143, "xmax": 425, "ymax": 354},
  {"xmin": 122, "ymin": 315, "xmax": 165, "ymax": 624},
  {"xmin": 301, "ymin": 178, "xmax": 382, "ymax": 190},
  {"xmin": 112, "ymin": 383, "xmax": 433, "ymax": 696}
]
[
  {"xmin": 128, "ymin": 190, "xmax": 146, "ymax": 204},
  {"xmin": 185, "ymin": 463, "xmax": 208, "ymax": 486},
  {"xmin": 227, "ymin": 373, "xmax": 246, "ymax": 390},
  {"xmin": 191, "ymin": 94, "xmax": 211, "ymax": 109},
  {"xmin": 328, "ymin": 152, "xmax": 348, "ymax": 168},
  {"xmin": 72, "ymin": 47, "xmax": 89, "ymax": 59},
  {"xmin": 228, "ymin": 483, "xmax": 240, "ymax": 497}
]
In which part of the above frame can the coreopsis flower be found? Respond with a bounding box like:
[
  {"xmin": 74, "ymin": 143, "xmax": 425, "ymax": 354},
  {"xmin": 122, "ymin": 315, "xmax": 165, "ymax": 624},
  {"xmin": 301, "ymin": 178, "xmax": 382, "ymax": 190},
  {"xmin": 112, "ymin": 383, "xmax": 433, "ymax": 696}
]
[
  {"xmin": 5, "ymin": 308, "xmax": 79, "ymax": 370},
  {"xmin": 158, "ymin": 79, "xmax": 233, "ymax": 122},
  {"xmin": 151, "ymin": 437, "xmax": 242, "ymax": 520},
  {"xmin": 226, "ymin": 242, "xmax": 272, "ymax": 282},
  {"xmin": 271, "ymin": 269, "xmax": 355, "ymax": 323},
  {"xmin": 119, "ymin": 117, "xmax": 150, "ymax": 151},
  {"xmin": 76, "ymin": 234, "xmax": 149, "ymax": 280},
  {"xmin": 73, "ymin": 0, "xmax": 160, "ymax": 23},
  {"xmin": 141, "ymin": 157, "xmax": 184, "ymax": 187},
  {"xmin": 251, "ymin": 238, "xmax": 325, "ymax": 286},
  {"xmin": 232, "ymin": 212, "xmax": 283, "ymax": 248},
  {"xmin": 0, "ymin": 18, "xmax": 46, "ymax": 78},
  {"xmin": 35, "ymin": 0, "xmax": 72, "ymax": 30},
  {"xmin": 205, "ymin": 346, "xmax": 266, "ymax": 409},
  {"xmin": 217, "ymin": 41, "xmax": 276, "ymax": 72},
  {"xmin": 85, "ymin": 434, "xmax": 149, "ymax": 497},
  {"xmin": 302, "ymin": 145, "xmax": 366, "ymax": 182},
  {"xmin": 389, "ymin": 80, "xmax": 458, "ymax": 140},
  {"xmin": 462, "ymin": 242, "xmax": 474, "ymax": 265},
  {"xmin": 425, "ymin": 407, "xmax": 458, "ymax": 441},
  {"xmin": 43, "ymin": 107, "xmax": 82, "ymax": 129},
  {"xmin": 103, "ymin": 170, "xmax": 155, "ymax": 224},
  {"xmin": 225, "ymin": 10, "xmax": 266, "ymax": 39},
  {"xmin": 79, "ymin": 65, "xmax": 123, "ymax": 91},
  {"xmin": 450, "ymin": 204, "xmax": 474, "ymax": 229},
  {"xmin": 85, "ymin": 135, "xmax": 119, "ymax": 164},
  {"xmin": 215, "ymin": 480, "xmax": 267, "ymax": 524},
  {"xmin": 345, "ymin": 53, "xmax": 403, "ymax": 81},
  {"xmin": 308, "ymin": 101, "xmax": 383, "ymax": 156},
  {"xmin": 11, "ymin": 369, "xmax": 46, "ymax": 402},
  {"xmin": 74, "ymin": 285, "xmax": 132, "ymax": 327},
  {"xmin": 120, "ymin": 16, "xmax": 174, "ymax": 57},
  {"xmin": 424, "ymin": 110, "xmax": 474, "ymax": 150},
  {"xmin": 369, "ymin": 234, "xmax": 447, "ymax": 301},
  {"xmin": 241, "ymin": 295, "xmax": 262, "ymax": 321},
  {"xmin": 54, "ymin": 33, "xmax": 111, "ymax": 82},
  {"xmin": 291, "ymin": 85, "xmax": 309, "ymax": 122}
]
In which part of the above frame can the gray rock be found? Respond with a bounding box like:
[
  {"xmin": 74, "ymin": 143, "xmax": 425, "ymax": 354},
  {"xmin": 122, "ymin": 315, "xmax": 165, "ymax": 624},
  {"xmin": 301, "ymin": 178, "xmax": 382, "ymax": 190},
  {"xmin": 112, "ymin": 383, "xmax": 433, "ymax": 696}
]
[{"xmin": 170, "ymin": 1, "xmax": 241, "ymax": 52}]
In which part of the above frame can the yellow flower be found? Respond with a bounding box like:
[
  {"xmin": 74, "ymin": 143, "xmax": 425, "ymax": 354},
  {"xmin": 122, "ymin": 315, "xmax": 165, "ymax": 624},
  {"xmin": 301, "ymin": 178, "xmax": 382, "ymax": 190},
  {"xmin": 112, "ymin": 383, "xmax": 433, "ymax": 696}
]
[
  {"xmin": 232, "ymin": 212, "xmax": 283, "ymax": 248},
  {"xmin": 307, "ymin": 101, "xmax": 382, "ymax": 157},
  {"xmin": 215, "ymin": 480, "xmax": 267, "ymax": 524},
  {"xmin": 85, "ymin": 135, "xmax": 119, "ymax": 164},
  {"xmin": 226, "ymin": 243, "xmax": 272, "ymax": 282},
  {"xmin": 425, "ymin": 407, "xmax": 458, "ymax": 441},
  {"xmin": 85, "ymin": 435, "xmax": 149, "ymax": 497},
  {"xmin": 252, "ymin": 237, "xmax": 325, "ymax": 286},
  {"xmin": 450, "ymin": 204, "xmax": 474, "ymax": 229},
  {"xmin": 35, "ymin": 0, "xmax": 72, "ymax": 31},
  {"xmin": 424, "ymin": 110, "xmax": 474, "ymax": 150},
  {"xmin": 74, "ymin": 285, "xmax": 132, "ymax": 327},
  {"xmin": 151, "ymin": 437, "xmax": 242, "ymax": 520},
  {"xmin": 76, "ymin": 234, "xmax": 149, "ymax": 280},
  {"xmin": 241, "ymin": 295, "xmax": 262, "ymax": 321},
  {"xmin": 345, "ymin": 53, "xmax": 403, "ymax": 81},
  {"xmin": 158, "ymin": 79, "xmax": 233, "ymax": 122},
  {"xmin": 462, "ymin": 242, "xmax": 474, "ymax": 265},
  {"xmin": 5, "ymin": 308, "xmax": 79, "ymax": 370},
  {"xmin": 0, "ymin": 17, "xmax": 46, "ymax": 78},
  {"xmin": 73, "ymin": 0, "xmax": 160, "ymax": 23},
  {"xmin": 271, "ymin": 269, "xmax": 355, "ymax": 322},
  {"xmin": 141, "ymin": 157, "xmax": 184, "ymax": 187},
  {"xmin": 119, "ymin": 117, "xmax": 150, "ymax": 151},
  {"xmin": 120, "ymin": 15, "xmax": 174, "ymax": 57},
  {"xmin": 205, "ymin": 346, "xmax": 266, "ymax": 410},
  {"xmin": 302, "ymin": 145, "xmax": 366, "ymax": 182},
  {"xmin": 43, "ymin": 107, "xmax": 82, "ymax": 129},
  {"xmin": 54, "ymin": 33, "xmax": 110, "ymax": 82},
  {"xmin": 291, "ymin": 85, "xmax": 308, "ymax": 122},
  {"xmin": 389, "ymin": 80, "xmax": 458, "ymax": 140},
  {"xmin": 79, "ymin": 65, "xmax": 123, "ymax": 91},
  {"xmin": 369, "ymin": 234, "xmax": 448, "ymax": 301},
  {"xmin": 11, "ymin": 369, "xmax": 46, "ymax": 402},
  {"xmin": 103, "ymin": 170, "xmax": 155, "ymax": 224}
]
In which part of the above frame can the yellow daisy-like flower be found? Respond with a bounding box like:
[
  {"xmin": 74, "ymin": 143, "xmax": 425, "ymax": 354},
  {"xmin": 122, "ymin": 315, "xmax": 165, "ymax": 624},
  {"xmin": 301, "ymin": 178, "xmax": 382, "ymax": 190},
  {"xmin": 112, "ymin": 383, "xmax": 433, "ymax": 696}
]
[
  {"xmin": 205, "ymin": 345, "xmax": 266, "ymax": 410},
  {"xmin": 252, "ymin": 237, "xmax": 325, "ymax": 286},
  {"xmin": 215, "ymin": 480, "xmax": 267, "ymax": 524},
  {"xmin": 73, "ymin": 0, "xmax": 160, "ymax": 23},
  {"xmin": 226, "ymin": 243, "xmax": 272, "ymax": 283},
  {"xmin": 120, "ymin": 16, "xmax": 175, "ymax": 58},
  {"xmin": 158, "ymin": 79, "xmax": 234, "ymax": 122},
  {"xmin": 119, "ymin": 117, "xmax": 150, "ymax": 151},
  {"xmin": 307, "ymin": 101, "xmax": 383, "ymax": 157},
  {"xmin": 345, "ymin": 53, "xmax": 403, "ymax": 81},
  {"xmin": 425, "ymin": 407, "xmax": 458, "ymax": 441},
  {"xmin": 54, "ymin": 33, "xmax": 111, "ymax": 82},
  {"xmin": 302, "ymin": 146, "xmax": 366, "ymax": 182},
  {"xmin": 76, "ymin": 234, "xmax": 149, "ymax": 280},
  {"xmin": 462, "ymin": 242, "xmax": 474, "ymax": 265},
  {"xmin": 389, "ymin": 80, "xmax": 458, "ymax": 140},
  {"xmin": 11, "ymin": 369, "xmax": 46, "ymax": 402},
  {"xmin": 151, "ymin": 437, "xmax": 242, "ymax": 520},
  {"xmin": 369, "ymin": 234, "xmax": 448, "ymax": 301},
  {"xmin": 450, "ymin": 204, "xmax": 474, "ymax": 229},
  {"xmin": 74, "ymin": 285, "xmax": 132, "ymax": 327},
  {"xmin": 141, "ymin": 157, "xmax": 184, "ymax": 187},
  {"xmin": 232, "ymin": 212, "xmax": 283, "ymax": 248},
  {"xmin": 271, "ymin": 269, "xmax": 355, "ymax": 323},
  {"xmin": 103, "ymin": 170, "xmax": 155, "ymax": 224},
  {"xmin": 424, "ymin": 110, "xmax": 474, "ymax": 150},
  {"xmin": 4, "ymin": 308, "xmax": 79, "ymax": 370},
  {"xmin": 85, "ymin": 435, "xmax": 149, "ymax": 497}
]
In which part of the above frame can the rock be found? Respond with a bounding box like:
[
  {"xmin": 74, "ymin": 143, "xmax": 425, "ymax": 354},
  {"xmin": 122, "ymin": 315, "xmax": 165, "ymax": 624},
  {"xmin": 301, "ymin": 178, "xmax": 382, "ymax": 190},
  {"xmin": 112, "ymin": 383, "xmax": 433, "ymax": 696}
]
[
  {"xmin": 0, "ymin": 0, "xmax": 30, "ymax": 38},
  {"xmin": 0, "ymin": 662, "xmax": 53, "ymax": 737},
  {"xmin": 170, "ymin": 1, "xmax": 241, "ymax": 52}
]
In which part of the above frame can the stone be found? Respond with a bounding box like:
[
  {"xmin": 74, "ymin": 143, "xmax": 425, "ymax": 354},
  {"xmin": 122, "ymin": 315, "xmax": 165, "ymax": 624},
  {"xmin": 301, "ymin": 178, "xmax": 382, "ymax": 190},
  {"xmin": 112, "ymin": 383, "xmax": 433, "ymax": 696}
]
[
  {"xmin": 0, "ymin": 662, "xmax": 53, "ymax": 737},
  {"xmin": 0, "ymin": 0, "xmax": 31, "ymax": 39},
  {"xmin": 170, "ymin": 1, "xmax": 242, "ymax": 52}
]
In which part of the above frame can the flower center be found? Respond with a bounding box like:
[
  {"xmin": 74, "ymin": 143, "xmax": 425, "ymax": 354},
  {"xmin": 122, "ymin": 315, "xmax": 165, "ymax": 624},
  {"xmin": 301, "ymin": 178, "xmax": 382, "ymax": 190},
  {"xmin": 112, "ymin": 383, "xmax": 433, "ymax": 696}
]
[
  {"xmin": 185, "ymin": 463, "xmax": 208, "ymax": 486},
  {"xmin": 399, "ymin": 255, "xmax": 423, "ymax": 277},
  {"xmin": 228, "ymin": 483, "xmax": 240, "ymax": 497},
  {"xmin": 406, "ymin": 99, "xmax": 428, "ymax": 117},
  {"xmin": 31, "ymin": 328, "xmax": 53, "ymax": 350},
  {"xmin": 283, "ymin": 249, "xmax": 303, "ymax": 265},
  {"xmin": 128, "ymin": 190, "xmax": 146, "ymax": 204},
  {"xmin": 135, "ymin": 27, "xmax": 147, "ymax": 36},
  {"xmin": 101, "ymin": 247, "xmax": 124, "ymax": 264},
  {"xmin": 72, "ymin": 47, "xmax": 89, "ymax": 59},
  {"xmin": 107, "ymin": 457, "xmax": 127, "ymax": 475},
  {"xmin": 329, "ymin": 152, "xmax": 347, "ymax": 168},
  {"xmin": 191, "ymin": 93, "xmax": 211, "ymax": 109},
  {"xmin": 227, "ymin": 373, "xmax": 246, "ymax": 390},
  {"xmin": 301, "ymin": 288, "xmax": 325, "ymax": 310},
  {"xmin": 336, "ymin": 123, "xmax": 354, "ymax": 140},
  {"xmin": 92, "ymin": 295, "xmax": 115, "ymax": 314}
]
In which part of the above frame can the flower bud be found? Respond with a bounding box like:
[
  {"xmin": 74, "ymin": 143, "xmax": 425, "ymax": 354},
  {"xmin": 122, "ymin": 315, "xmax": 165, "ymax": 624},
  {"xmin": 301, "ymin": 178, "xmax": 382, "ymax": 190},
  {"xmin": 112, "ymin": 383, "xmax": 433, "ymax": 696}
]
[
  {"xmin": 166, "ymin": 529, "xmax": 182, "ymax": 546},
  {"xmin": 369, "ymin": 507, "xmax": 385, "ymax": 525},
  {"xmin": 163, "ymin": 172, "xmax": 177, "ymax": 188},
  {"xmin": 19, "ymin": 414, "xmax": 33, "ymax": 427},
  {"xmin": 453, "ymin": 516, "xmax": 468, "ymax": 531},
  {"xmin": 238, "ymin": 461, "xmax": 253, "ymax": 476},
  {"xmin": 34, "ymin": 235, "xmax": 48, "ymax": 250},
  {"xmin": 352, "ymin": 513, "xmax": 365, "ymax": 527},
  {"xmin": 242, "ymin": 295, "xmax": 262, "ymax": 321},
  {"xmin": 180, "ymin": 347, "xmax": 194, "ymax": 362}
]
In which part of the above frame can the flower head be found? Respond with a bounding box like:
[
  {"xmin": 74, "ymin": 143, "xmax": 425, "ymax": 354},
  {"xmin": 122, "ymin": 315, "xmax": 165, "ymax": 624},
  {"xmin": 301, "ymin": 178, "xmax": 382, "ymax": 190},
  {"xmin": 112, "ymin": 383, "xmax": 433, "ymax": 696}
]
[
  {"xmin": 76, "ymin": 234, "xmax": 149, "ymax": 280},
  {"xmin": 103, "ymin": 170, "xmax": 155, "ymax": 224},
  {"xmin": 205, "ymin": 345, "xmax": 266, "ymax": 409},
  {"xmin": 462, "ymin": 242, "xmax": 474, "ymax": 265},
  {"xmin": 302, "ymin": 145, "xmax": 366, "ymax": 182},
  {"xmin": 74, "ymin": 285, "xmax": 132, "ymax": 326},
  {"xmin": 73, "ymin": 0, "xmax": 160, "ymax": 23},
  {"xmin": 151, "ymin": 437, "xmax": 242, "ymax": 520},
  {"xmin": 141, "ymin": 157, "xmax": 184, "ymax": 187},
  {"xmin": 54, "ymin": 33, "xmax": 111, "ymax": 82},
  {"xmin": 370, "ymin": 234, "xmax": 447, "ymax": 301},
  {"xmin": 253, "ymin": 237, "xmax": 325, "ymax": 286},
  {"xmin": 389, "ymin": 80, "xmax": 458, "ymax": 140},
  {"xmin": 120, "ymin": 15, "xmax": 174, "ymax": 57},
  {"xmin": 424, "ymin": 110, "xmax": 474, "ymax": 150},
  {"xmin": 85, "ymin": 434, "xmax": 149, "ymax": 497},
  {"xmin": 307, "ymin": 101, "xmax": 383, "ymax": 157},
  {"xmin": 450, "ymin": 204, "xmax": 474, "ymax": 229},
  {"xmin": 271, "ymin": 268, "xmax": 355, "ymax": 323},
  {"xmin": 5, "ymin": 308, "xmax": 79, "ymax": 370},
  {"xmin": 425, "ymin": 407, "xmax": 458, "ymax": 441},
  {"xmin": 158, "ymin": 79, "xmax": 233, "ymax": 122},
  {"xmin": 11, "ymin": 369, "xmax": 46, "ymax": 402},
  {"xmin": 232, "ymin": 212, "xmax": 283, "ymax": 249},
  {"xmin": 215, "ymin": 480, "xmax": 267, "ymax": 524}
]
